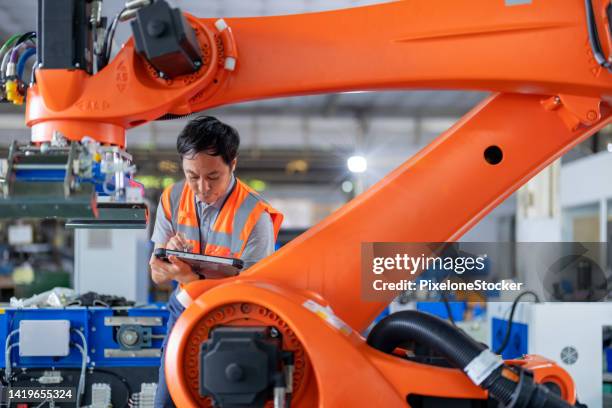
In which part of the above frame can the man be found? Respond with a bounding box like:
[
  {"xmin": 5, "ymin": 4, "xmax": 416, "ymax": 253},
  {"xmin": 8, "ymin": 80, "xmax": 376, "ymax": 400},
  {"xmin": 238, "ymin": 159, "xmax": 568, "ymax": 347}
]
[{"xmin": 149, "ymin": 116, "xmax": 283, "ymax": 407}]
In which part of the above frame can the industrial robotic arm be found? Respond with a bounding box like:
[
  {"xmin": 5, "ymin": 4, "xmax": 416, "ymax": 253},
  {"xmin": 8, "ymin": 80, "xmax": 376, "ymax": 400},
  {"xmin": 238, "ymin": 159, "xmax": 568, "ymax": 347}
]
[{"xmin": 4, "ymin": 0, "xmax": 612, "ymax": 406}]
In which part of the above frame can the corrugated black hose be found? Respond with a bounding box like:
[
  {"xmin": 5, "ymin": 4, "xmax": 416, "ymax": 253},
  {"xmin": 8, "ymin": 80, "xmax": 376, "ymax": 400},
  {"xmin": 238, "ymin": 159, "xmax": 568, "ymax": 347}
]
[{"xmin": 366, "ymin": 310, "xmax": 576, "ymax": 408}]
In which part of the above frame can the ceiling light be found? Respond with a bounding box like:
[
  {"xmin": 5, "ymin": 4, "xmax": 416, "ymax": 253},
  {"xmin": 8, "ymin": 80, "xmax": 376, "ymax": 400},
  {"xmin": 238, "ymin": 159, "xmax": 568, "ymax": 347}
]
[
  {"xmin": 158, "ymin": 160, "xmax": 179, "ymax": 173},
  {"xmin": 286, "ymin": 159, "xmax": 309, "ymax": 174},
  {"xmin": 342, "ymin": 180, "xmax": 354, "ymax": 193},
  {"xmin": 347, "ymin": 155, "xmax": 367, "ymax": 173}
]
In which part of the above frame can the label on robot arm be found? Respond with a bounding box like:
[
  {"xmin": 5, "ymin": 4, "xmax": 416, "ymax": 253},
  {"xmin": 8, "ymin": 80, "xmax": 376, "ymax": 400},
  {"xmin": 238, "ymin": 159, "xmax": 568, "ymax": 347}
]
[{"xmin": 302, "ymin": 300, "xmax": 353, "ymax": 336}]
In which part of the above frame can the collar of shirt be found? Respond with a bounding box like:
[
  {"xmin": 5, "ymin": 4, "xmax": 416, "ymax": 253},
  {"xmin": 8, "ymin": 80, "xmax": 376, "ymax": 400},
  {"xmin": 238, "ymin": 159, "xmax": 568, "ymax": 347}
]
[{"xmin": 195, "ymin": 173, "xmax": 236, "ymax": 211}]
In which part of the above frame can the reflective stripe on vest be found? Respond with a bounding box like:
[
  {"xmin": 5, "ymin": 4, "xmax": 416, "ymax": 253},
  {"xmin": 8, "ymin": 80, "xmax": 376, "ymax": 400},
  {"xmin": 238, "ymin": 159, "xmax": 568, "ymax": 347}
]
[
  {"xmin": 161, "ymin": 180, "xmax": 201, "ymax": 253},
  {"xmin": 160, "ymin": 178, "xmax": 283, "ymax": 257}
]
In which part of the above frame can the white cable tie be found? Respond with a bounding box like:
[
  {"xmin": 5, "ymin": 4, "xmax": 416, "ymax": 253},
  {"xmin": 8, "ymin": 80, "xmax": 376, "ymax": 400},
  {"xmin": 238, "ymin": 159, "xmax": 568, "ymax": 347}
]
[
  {"xmin": 463, "ymin": 349, "xmax": 503, "ymax": 386},
  {"xmin": 6, "ymin": 62, "xmax": 16, "ymax": 77}
]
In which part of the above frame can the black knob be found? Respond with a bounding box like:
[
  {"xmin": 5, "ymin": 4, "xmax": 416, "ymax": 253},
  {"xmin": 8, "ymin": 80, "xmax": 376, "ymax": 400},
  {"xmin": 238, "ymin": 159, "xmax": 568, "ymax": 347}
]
[{"xmin": 225, "ymin": 363, "xmax": 244, "ymax": 382}]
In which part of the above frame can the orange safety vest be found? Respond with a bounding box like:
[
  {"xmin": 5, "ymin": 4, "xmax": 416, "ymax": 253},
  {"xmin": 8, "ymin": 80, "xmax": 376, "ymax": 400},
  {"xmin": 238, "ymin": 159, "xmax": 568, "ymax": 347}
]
[{"xmin": 160, "ymin": 178, "xmax": 283, "ymax": 257}]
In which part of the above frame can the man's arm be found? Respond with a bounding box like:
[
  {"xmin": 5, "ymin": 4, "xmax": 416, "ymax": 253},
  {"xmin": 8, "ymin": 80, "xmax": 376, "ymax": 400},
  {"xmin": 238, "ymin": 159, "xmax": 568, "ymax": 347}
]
[
  {"xmin": 240, "ymin": 212, "xmax": 275, "ymax": 269},
  {"xmin": 151, "ymin": 197, "xmax": 174, "ymax": 246}
]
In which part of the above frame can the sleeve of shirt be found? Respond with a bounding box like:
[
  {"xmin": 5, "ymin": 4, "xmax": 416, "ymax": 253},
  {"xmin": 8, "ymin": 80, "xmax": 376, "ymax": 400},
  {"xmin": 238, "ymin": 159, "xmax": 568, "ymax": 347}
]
[
  {"xmin": 150, "ymin": 198, "xmax": 175, "ymax": 246},
  {"xmin": 241, "ymin": 211, "xmax": 275, "ymax": 270}
]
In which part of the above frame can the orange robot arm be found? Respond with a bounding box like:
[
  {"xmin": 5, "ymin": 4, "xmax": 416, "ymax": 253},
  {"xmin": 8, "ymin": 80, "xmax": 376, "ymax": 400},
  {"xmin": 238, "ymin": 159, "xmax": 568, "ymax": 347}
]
[{"xmin": 24, "ymin": 0, "xmax": 612, "ymax": 406}]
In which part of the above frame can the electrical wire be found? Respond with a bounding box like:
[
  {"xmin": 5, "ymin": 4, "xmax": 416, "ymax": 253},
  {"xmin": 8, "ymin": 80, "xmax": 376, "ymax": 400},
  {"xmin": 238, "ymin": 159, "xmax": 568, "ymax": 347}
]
[
  {"xmin": 0, "ymin": 34, "xmax": 21, "ymax": 57},
  {"xmin": 71, "ymin": 328, "xmax": 88, "ymax": 408},
  {"xmin": 16, "ymin": 47, "xmax": 36, "ymax": 81},
  {"xmin": 10, "ymin": 32, "xmax": 35, "ymax": 53},
  {"xmin": 73, "ymin": 343, "xmax": 87, "ymax": 408},
  {"xmin": 4, "ymin": 32, "xmax": 36, "ymax": 78},
  {"xmin": 1, "ymin": 51, "xmax": 12, "ymax": 82},
  {"xmin": 4, "ymin": 344, "xmax": 17, "ymax": 383},
  {"xmin": 8, "ymin": 33, "xmax": 36, "ymax": 70},
  {"xmin": 99, "ymin": 8, "xmax": 127, "ymax": 69},
  {"xmin": 4, "ymin": 342, "xmax": 18, "ymax": 408},
  {"xmin": 3, "ymin": 319, "xmax": 23, "ymax": 408},
  {"xmin": 4, "ymin": 329, "xmax": 19, "ymax": 382},
  {"xmin": 14, "ymin": 367, "xmax": 132, "ymax": 408},
  {"xmin": 0, "ymin": 32, "xmax": 36, "ymax": 91},
  {"xmin": 72, "ymin": 328, "xmax": 88, "ymax": 356},
  {"xmin": 585, "ymin": 0, "xmax": 612, "ymax": 73},
  {"xmin": 494, "ymin": 291, "xmax": 540, "ymax": 355},
  {"xmin": 0, "ymin": 35, "xmax": 21, "ymax": 82},
  {"xmin": 438, "ymin": 286, "xmax": 456, "ymax": 327},
  {"xmin": 5, "ymin": 329, "xmax": 19, "ymax": 345},
  {"xmin": 2, "ymin": 36, "xmax": 36, "ymax": 94}
]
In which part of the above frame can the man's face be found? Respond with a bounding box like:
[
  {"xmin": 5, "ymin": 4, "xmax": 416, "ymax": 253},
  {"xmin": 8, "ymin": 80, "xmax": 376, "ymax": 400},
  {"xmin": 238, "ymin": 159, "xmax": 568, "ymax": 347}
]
[{"xmin": 182, "ymin": 151, "xmax": 236, "ymax": 204}]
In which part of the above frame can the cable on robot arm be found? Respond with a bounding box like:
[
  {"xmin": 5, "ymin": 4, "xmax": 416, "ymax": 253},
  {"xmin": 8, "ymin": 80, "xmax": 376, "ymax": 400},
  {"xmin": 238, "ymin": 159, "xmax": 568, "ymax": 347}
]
[
  {"xmin": 1, "ymin": 31, "xmax": 37, "ymax": 105},
  {"xmin": 585, "ymin": 0, "xmax": 612, "ymax": 73}
]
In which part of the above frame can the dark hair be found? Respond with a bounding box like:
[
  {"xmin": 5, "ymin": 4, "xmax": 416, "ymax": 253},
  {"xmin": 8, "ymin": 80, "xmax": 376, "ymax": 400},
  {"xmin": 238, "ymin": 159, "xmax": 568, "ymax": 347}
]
[{"xmin": 176, "ymin": 116, "xmax": 239, "ymax": 165}]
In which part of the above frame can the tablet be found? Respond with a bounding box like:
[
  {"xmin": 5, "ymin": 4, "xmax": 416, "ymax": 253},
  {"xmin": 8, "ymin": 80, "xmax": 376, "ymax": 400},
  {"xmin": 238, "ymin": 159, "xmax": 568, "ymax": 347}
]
[{"xmin": 154, "ymin": 248, "xmax": 244, "ymax": 279}]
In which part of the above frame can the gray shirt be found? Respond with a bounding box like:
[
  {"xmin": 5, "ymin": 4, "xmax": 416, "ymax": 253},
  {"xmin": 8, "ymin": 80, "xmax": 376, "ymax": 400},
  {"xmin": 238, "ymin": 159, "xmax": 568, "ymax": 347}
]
[{"xmin": 151, "ymin": 174, "xmax": 275, "ymax": 269}]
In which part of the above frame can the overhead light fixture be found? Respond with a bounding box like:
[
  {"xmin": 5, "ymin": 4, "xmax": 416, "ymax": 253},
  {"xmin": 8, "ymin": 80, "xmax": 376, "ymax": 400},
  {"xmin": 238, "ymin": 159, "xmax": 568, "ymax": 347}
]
[
  {"xmin": 286, "ymin": 159, "xmax": 309, "ymax": 174},
  {"xmin": 347, "ymin": 155, "xmax": 367, "ymax": 173},
  {"xmin": 341, "ymin": 180, "xmax": 354, "ymax": 193},
  {"xmin": 158, "ymin": 160, "xmax": 179, "ymax": 173}
]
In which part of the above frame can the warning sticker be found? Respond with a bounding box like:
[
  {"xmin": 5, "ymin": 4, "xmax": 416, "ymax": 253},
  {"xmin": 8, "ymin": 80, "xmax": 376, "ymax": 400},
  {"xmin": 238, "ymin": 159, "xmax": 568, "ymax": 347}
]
[{"xmin": 302, "ymin": 299, "xmax": 352, "ymax": 336}]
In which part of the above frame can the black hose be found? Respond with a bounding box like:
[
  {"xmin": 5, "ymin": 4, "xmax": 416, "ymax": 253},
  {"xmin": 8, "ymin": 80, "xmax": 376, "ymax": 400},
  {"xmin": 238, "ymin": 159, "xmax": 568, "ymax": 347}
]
[
  {"xmin": 367, "ymin": 310, "xmax": 484, "ymax": 369},
  {"xmin": 367, "ymin": 310, "xmax": 576, "ymax": 408}
]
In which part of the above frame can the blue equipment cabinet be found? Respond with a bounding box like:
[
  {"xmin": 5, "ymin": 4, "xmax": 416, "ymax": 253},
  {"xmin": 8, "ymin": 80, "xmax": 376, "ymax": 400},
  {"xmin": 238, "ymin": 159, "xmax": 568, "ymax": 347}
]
[
  {"xmin": 490, "ymin": 317, "xmax": 528, "ymax": 360},
  {"xmin": 0, "ymin": 306, "xmax": 169, "ymax": 369}
]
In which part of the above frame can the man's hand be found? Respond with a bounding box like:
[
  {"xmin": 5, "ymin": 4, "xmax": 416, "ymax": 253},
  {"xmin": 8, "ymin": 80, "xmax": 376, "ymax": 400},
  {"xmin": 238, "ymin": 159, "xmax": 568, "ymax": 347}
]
[
  {"xmin": 166, "ymin": 232, "xmax": 193, "ymax": 252},
  {"xmin": 150, "ymin": 233, "xmax": 198, "ymax": 285}
]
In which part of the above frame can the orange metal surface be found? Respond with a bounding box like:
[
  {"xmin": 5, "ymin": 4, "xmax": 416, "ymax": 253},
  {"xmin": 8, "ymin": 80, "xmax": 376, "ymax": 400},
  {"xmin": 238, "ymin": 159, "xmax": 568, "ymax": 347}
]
[
  {"xmin": 166, "ymin": 281, "xmax": 488, "ymax": 407},
  {"xmin": 25, "ymin": 0, "xmax": 612, "ymax": 406},
  {"xmin": 184, "ymin": 92, "xmax": 612, "ymax": 331},
  {"xmin": 26, "ymin": 1, "xmax": 612, "ymax": 141}
]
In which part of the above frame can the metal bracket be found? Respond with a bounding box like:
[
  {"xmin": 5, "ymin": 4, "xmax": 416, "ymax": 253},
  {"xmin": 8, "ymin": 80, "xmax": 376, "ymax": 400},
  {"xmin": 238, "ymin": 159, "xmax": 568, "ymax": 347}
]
[
  {"xmin": 103, "ymin": 316, "xmax": 163, "ymax": 326},
  {"xmin": 104, "ymin": 348, "xmax": 161, "ymax": 358},
  {"xmin": 541, "ymin": 94, "xmax": 602, "ymax": 131},
  {"xmin": 65, "ymin": 202, "xmax": 148, "ymax": 229}
]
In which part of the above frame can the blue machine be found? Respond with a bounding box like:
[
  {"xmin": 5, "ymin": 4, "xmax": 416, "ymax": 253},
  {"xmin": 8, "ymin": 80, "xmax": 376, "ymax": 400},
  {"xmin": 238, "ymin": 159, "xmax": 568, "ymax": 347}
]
[
  {"xmin": 490, "ymin": 317, "xmax": 528, "ymax": 360},
  {"xmin": 0, "ymin": 306, "xmax": 169, "ymax": 369}
]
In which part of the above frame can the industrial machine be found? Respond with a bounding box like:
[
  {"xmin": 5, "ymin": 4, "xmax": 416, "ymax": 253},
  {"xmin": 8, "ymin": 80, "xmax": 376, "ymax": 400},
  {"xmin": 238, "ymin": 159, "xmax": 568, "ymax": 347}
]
[
  {"xmin": 2, "ymin": 0, "xmax": 612, "ymax": 406},
  {"xmin": 489, "ymin": 302, "xmax": 612, "ymax": 408},
  {"xmin": 0, "ymin": 306, "xmax": 169, "ymax": 407}
]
